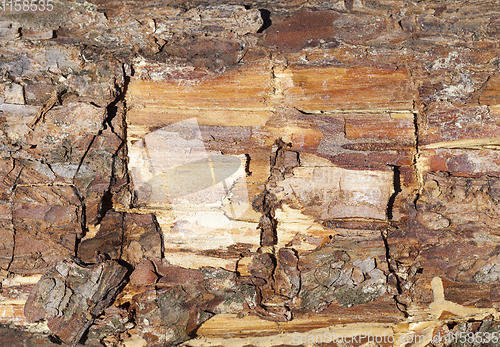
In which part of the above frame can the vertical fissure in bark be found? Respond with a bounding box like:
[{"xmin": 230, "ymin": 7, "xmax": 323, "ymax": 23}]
[
  {"xmin": 252, "ymin": 139, "xmax": 299, "ymax": 247},
  {"xmin": 248, "ymin": 139, "xmax": 300, "ymax": 320},
  {"xmin": 7, "ymin": 195, "xmax": 15, "ymax": 272},
  {"xmin": 97, "ymin": 65, "xmax": 130, "ymax": 224},
  {"xmin": 244, "ymin": 153, "xmax": 252, "ymax": 177},
  {"xmin": 70, "ymin": 184, "xmax": 88, "ymax": 258},
  {"xmin": 95, "ymin": 137, "xmax": 126, "ymax": 224},
  {"xmin": 97, "ymin": 191, "xmax": 113, "ymax": 225},
  {"xmin": 151, "ymin": 213, "xmax": 165, "ymax": 259},
  {"xmin": 386, "ymin": 165, "xmax": 401, "ymax": 220},
  {"xmin": 257, "ymin": 9, "xmax": 272, "ymax": 33},
  {"xmin": 381, "ymin": 107, "xmax": 421, "ymax": 318},
  {"xmin": 381, "ymin": 227, "xmax": 408, "ymax": 317},
  {"xmin": 6, "ymin": 162, "xmax": 23, "ymax": 271},
  {"xmin": 104, "ymin": 67, "xmax": 130, "ymax": 141},
  {"xmin": 412, "ymin": 106, "xmax": 421, "ymax": 206},
  {"xmin": 257, "ymin": 193, "xmax": 278, "ymax": 247}
]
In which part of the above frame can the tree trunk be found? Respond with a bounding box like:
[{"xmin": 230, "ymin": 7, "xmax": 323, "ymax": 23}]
[{"xmin": 1, "ymin": 1, "xmax": 500, "ymax": 346}]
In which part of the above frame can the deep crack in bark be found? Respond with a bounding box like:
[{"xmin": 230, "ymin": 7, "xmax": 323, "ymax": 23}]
[
  {"xmin": 252, "ymin": 139, "xmax": 298, "ymax": 247},
  {"xmin": 248, "ymin": 139, "xmax": 300, "ymax": 320}
]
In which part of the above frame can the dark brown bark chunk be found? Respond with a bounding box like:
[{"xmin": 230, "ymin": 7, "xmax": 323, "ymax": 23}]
[{"xmin": 24, "ymin": 259, "xmax": 127, "ymax": 346}]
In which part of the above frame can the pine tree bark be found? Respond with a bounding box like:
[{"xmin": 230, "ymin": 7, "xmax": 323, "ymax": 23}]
[{"xmin": 1, "ymin": 1, "xmax": 500, "ymax": 346}]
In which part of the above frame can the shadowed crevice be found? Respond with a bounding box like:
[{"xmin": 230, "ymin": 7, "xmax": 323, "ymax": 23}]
[{"xmin": 257, "ymin": 9, "xmax": 272, "ymax": 33}]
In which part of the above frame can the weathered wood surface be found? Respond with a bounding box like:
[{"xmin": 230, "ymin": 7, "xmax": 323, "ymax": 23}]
[{"xmin": 1, "ymin": 1, "xmax": 500, "ymax": 346}]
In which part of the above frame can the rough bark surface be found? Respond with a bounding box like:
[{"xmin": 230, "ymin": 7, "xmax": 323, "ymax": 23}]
[{"xmin": 1, "ymin": 1, "xmax": 500, "ymax": 346}]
